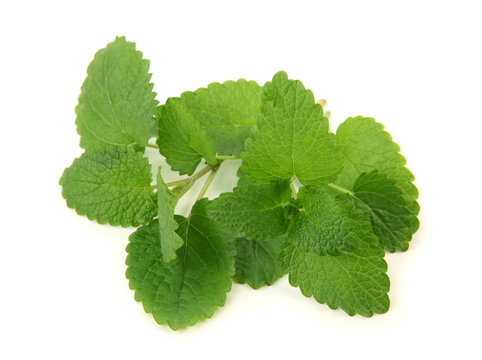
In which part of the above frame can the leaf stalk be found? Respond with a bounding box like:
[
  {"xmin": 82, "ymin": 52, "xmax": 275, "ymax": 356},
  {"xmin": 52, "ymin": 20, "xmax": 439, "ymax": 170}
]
[{"xmin": 196, "ymin": 161, "xmax": 222, "ymax": 200}]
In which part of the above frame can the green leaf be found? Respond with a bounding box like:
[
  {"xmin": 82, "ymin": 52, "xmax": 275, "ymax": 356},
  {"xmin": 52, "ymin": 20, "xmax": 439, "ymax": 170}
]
[
  {"xmin": 241, "ymin": 71, "xmax": 343, "ymax": 186},
  {"xmin": 180, "ymin": 79, "xmax": 262, "ymax": 156},
  {"xmin": 281, "ymin": 189, "xmax": 390, "ymax": 316},
  {"xmin": 59, "ymin": 147, "xmax": 156, "ymax": 227},
  {"xmin": 156, "ymin": 99, "xmax": 217, "ymax": 176},
  {"xmin": 262, "ymin": 68, "xmax": 291, "ymax": 103},
  {"xmin": 234, "ymin": 236, "xmax": 286, "ymax": 289},
  {"xmin": 287, "ymin": 186, "xmax": 366, "ymax": 256},
  {"xmin": 281, "ymin": 239, "xmax": 389, "ymax": 317},
  {"xmin": 207, "ymin": 180, "xmax": 292, "ymax": 241},
  {"xmin": 235, "ymin": 167, "xmax": 250, "ymax": 187},
  {"xmin": 335, "ymin": 116, "xmax": 419, "ymax": 206},
  {"xmin": 125, "ymin": 199, "xmax": 235, "ymax": 330},
  {"xmin": 76, "ymin": 36, "xmax": 158, "ymax": 150},
  {"xmin": 156, "ymin": 167, "xmax": 184, "ymax": 262},
  {"xmin": 350, "ymin": 171, "xmax": 419, "ymax": 252}
]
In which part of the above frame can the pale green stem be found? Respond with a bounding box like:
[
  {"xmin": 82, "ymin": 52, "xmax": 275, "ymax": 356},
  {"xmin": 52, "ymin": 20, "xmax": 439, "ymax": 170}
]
[
  {"xmin": 191, "ymin": 163, "xmax": 219, "ymax": 181},
  {"xmin": 327, "ymin": 183, "xmax": 354, "ymax": 196},
  {"xmin": 145, "ymin": 143, "xmax": 159, "ymax": 149},
  {"xmin": 172, "ymin": 178, "xmax": 195, "ymax": 199},
  {"xmin": 196, "ymin": 161, "xmax": 222, "ymax": 200},
  {"xmin": 164, "ymin": 178, "xmax": 190, "ymax": 187},
  {"xmin": 151, "ymin": 163, "xmax": 219, "ymax": 190},
  {"xmin": 168, "ymin": 162, "xmax": 222, "ymax": 201}
]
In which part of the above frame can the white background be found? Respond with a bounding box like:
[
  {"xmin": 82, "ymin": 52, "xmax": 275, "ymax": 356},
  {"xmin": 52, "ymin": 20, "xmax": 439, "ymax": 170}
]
[{"xmin": 1, "ymin": 1, "xmax": 481, "ymax": 359}]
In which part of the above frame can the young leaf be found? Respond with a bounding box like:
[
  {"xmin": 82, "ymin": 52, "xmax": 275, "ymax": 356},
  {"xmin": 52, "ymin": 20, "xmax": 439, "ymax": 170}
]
[
  {"xmin": 76, "ymin": 36, "xmax": 158, "ymax": 150},
  {"xmin": 281, "ymin": 192, "xmax": 390, "ymax": 316},
  {"xmin": 156, "ymin": 98, "xmax": 217, "ymax": 176},
  {"xmin": 125, "ymin": 199, "xmax": 235, "ymax": 330},
  {"xmin": 350, "ymin": 171, "xmax": 419, "ymax": 252},
  {"xmin": 156, "ymin": 167, "xmax": 183, "ymax": 262},
  {"xmin": 180, "ymin": 79, "xmax": 262, "ymax": 156},
  {"xmin": 234, "ymin": 236, "xmax": 287, "ymax": 289},
  {"xmin": 241, "ymin": 71, "xmax": 343, "ymax": 186},
  {"xmin": 59, "ymin": 147, "xmax": 156, "ymax": 227},
  {"xmin": 207, "ymin": 180, "xmax": 292, "ymax": 241},
  {"xmin": 335, "ymin": 116, "xmax": 419, "ymax": 205},
  {"xmin": 287, "ymin": 186, "xmax": 365, "ymax": 256}
]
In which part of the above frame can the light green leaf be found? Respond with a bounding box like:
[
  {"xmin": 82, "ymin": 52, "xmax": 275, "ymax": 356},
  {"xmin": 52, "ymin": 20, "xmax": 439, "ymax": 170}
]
[
  {"xmin": 350, "ymin": 171, "xmax": 419, "ymax": 252},
  {"xmin": 125, "ymin": 199, "xmax": 235, "ymax": 330},
  {"xmin": 281, "ymin": 189, "xmax": 390, "ymax": 316},
  {"xmin": 180, "ymin": 79, "xmax": 262, "ymax": 156},
  {"xmin": 156, "ymin": 167, "xmax": 183, "ymax": 262},
  {"xmin": 234, "ymin": 236, "xmax": 286, "ymax": 289},
  {"xmin": 76, "ymin": 36, "xmax": 158, "ymax": 150},
  {"xmin": 207, "ymin": 180, "xmax": 292, "ymax": 241},
  {"xmin": 59, "ymin": 147, "xmax": 156, "ymax": 227},
  {"xmin": 287, "ymin": 186, "xmax": 366, "ymax": 256},
  {"xmin": 156, "ymin": 98, "xmax": 217, "ymax": 176},
  {"xmin": 335, "ymin": 116, "xmax": 419, "ymax": 206},
  {"xmin": 262, "ymin": 68, "xmax": 291, "ymax": 103},
  {"xmin": 241, "ymin": 71, "xmax": 343, "ymax": 186}
]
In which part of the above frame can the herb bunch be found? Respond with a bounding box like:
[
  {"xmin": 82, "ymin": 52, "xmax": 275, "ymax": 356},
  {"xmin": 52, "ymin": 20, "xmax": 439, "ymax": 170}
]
[{"xmin": 60, "ymin": 37, "xmax": 419, "ymax": 330}]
